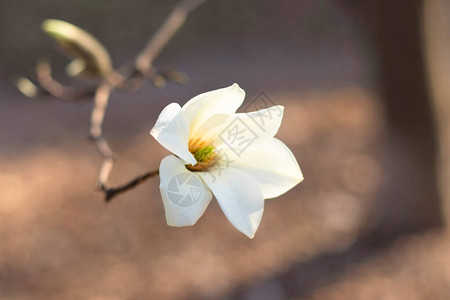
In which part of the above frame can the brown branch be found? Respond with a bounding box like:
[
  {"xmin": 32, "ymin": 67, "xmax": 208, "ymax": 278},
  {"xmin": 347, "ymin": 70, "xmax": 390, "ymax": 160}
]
[
  {"xmin": 90, "ymin": 0, "xmax": 207, "ymax": 201},
  {"xmin": 102, "ymin": 169, "xmax": 159, "ymax": 201},
  {"xmin": 36, "ymin": 60, "xmax": 96, "ymax": 100},
  {"xmin": 108, "ymin": 0, "xmax": 207, "ymax": 88},
  {"xmin": 135, "ymin": 0, "xmax": 208, "ymax": 75},
  {"xmin": 89, "ymin": 83, "xmax": 114, "ymax": 188},
  {"xmin": 18, "ymin": 0, "xmax": 207, "ymax": 201}
]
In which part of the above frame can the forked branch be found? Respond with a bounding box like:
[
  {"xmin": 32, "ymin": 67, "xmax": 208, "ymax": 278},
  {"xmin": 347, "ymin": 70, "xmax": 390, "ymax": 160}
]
[{"xmin": 20, "ymin": 0, "xmax": 208, "ymax": 201}]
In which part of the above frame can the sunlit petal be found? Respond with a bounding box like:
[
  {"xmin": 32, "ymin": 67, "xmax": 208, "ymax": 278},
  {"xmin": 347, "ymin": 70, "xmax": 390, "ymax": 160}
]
[
  {"xmin": 194, "ymin": 106, "xmax": 284, "ymax": 156},
  {"xmin": 232, "ymin": 138, "xmax": 303, "ymax": 199},
  {"xmin": 198, "ymin": 168, "xmax": 264, "ymax": 238},
  {"xmin": 150, "ymin": 103, "xmax": 196, "ymax": 165},
  {"xmin": 159, "ymin": 155, "xmax": 212, "ymax": 226},
  {"xmin": 182, "ymin": 83, "xmax": 245, "ymax": 136}
]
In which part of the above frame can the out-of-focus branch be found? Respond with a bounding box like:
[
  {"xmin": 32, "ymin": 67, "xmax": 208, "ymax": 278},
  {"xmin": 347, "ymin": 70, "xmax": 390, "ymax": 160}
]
[
  {"xmin": 17, "ymin": 0, "xmax": 207, "ymax": 201},
  {"xmin": 135, "ymin": 0, "xmax": 208, "ymax": 75},
  {"xmin": 36, "ymin": 60, "xmax": 96, "ymax": 100},
  {"xmin": 90, "ymin": 0, "xmax": 207, "ymax": 201},
  {"xmin": 89, "ymin": 83, "xmax": 114, "ymax": 188}
]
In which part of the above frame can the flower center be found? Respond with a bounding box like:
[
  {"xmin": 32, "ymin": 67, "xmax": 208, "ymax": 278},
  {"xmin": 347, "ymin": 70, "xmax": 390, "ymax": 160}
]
[
  {"xmin": 192, "ymin": 145, "xmax": 215, "ymax": 163},
  {"xmin": 186, "ymin": 137, "xmax": 216, "ymax": 171}
]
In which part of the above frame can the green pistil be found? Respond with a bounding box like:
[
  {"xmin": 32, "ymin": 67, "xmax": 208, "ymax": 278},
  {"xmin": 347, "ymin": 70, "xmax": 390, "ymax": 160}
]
[{"xmin": 192, "ymin": 145, "xmax": 215, "ymax": 163}]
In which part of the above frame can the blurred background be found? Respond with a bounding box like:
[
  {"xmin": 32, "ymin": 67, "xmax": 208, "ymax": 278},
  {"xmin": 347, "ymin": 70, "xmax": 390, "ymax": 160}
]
[{"xmin": 1, "ymin": 0, "xmax": 449, "ymax": 299}]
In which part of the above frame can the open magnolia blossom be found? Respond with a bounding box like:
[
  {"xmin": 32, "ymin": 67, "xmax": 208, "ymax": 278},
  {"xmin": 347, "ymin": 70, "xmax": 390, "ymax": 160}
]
[{"xmin": 150, "ymin": 83, "xmax": 303, "ymax": 238}]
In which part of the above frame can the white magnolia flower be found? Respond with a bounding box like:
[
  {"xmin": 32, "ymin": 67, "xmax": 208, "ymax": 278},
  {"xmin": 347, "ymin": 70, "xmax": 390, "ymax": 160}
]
[{"xmin": 150, "ymin": 83, "xmax": 303, "ymax": 238}]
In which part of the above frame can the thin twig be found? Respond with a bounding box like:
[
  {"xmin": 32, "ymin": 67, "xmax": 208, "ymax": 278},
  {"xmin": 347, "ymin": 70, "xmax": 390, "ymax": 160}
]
[
  {"xmin": 102, "ymin": 169, "xmax": 159, "ymax": 201},
  {"xmin": 89, "ymin": 82, "xmax": 114, "ymax": 187},
  {"xmin": 91, "ymin": 0, "xmax": 207, "ymax": 201},
  {"xmin": 19, "ymin": 0, "xmax": 207, "ymax": 201},
  {"xmin": 135, "ymin": 0, "xmax": 208, "ymax": 75},
  {"xmin": 36, "ymin": 60, "xmax": 97, "ymax": 100}
]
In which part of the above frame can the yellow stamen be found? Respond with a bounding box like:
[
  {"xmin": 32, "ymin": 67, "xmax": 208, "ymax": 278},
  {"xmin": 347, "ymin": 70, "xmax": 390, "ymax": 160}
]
[{"xmin": 186, "ymin": 138, "xmax": 216, "ymax": 171}]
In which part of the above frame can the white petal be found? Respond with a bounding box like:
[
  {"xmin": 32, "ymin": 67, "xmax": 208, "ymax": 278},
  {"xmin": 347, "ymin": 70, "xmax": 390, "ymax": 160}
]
[
  {"xmin": 182, "ymin": 83, "xmax": 245, "ymax": 136},
  {"xmin": 198, "ymin": 168, "xmax": 264, "ymax": 238},
  {"xmin": 150, "ymin": 103, "xmax": 196, "ymax": 165},
  {"xmin": 233, "ymin": 138, "xmax": 303, "ymax": 199},
  {"xmin": 159, "ymin": 155, "xmax": 213, "ymax": 226},
  {"xmin": 194, "ymin": 106, "xmax": 284, "ymax": 160}
]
